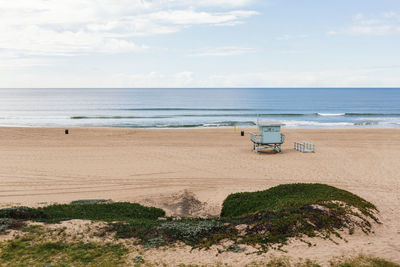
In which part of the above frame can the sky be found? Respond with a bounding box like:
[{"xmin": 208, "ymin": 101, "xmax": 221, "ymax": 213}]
[{"xmin": 0, "ymin": 0, "xmax": 399, "ymax": 88}]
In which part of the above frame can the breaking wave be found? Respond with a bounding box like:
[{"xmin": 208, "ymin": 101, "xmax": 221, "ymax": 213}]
[{"xmin": 71, "ymin": 113, "xmax": 400, "ymax": 120}]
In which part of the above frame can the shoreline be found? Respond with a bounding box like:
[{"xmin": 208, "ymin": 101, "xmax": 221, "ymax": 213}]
[{"xmin": 1, "ymin": 125, "xmax": 400, "ymax": 130}]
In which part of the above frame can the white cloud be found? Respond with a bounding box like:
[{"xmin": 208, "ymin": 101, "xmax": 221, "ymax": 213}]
[
  {"xmin": 276, "ymin": 34, "xmax": 308, "ymax": 41},
  {"xmin": 0, "ymin": 71, "xmax": 196, "ymax": 88},
  {"xmin": 163, "ymin": 0, "xmax": 255, "ymax": 8},
  {"xmin": 111, "ymin": 71, "xmax": 195, "ymax": 87},
  {"xmin": 0, "ymin": 25, "xmax": 148, "ymax": 57},
  {"xmin": 331, "ymin": 12, "xmax": 400, "ymax": 36},
  {"xmin": 0, "ymin": 58, "xmax": 52, "ymax": 70},
  {"xmin": 148, "ymin": 10, "xmax": 257, "ymax": 25},
  {"xmin": 280, "ymin": 50, "xmax": 310, "ymax": 54},
  {"xmin": 276, "ymin": 34, "xmax": 291, "ymax": 41},
  {"xmin": 190, "ymin": 46, "xmax": 255, "ymax": 56},
  {"xmin": 2, "ymin": 66, "xmax": 399, "ymax": 88},
  {"xmin": 0, "ymin": 0, "xmax": 258, "ymax": 58},
  {"xmin": 347, "ymin": 25, "xmax": 399, "ymax": 35},
  {"xmin": 354, "ymin": 13, "xmax": 364, "ymax": 20},
  {"xmin": 200, "ymin": 66, "xmax": 400, "ymax": 87},
  {"xmin": 383, "ymin": 11, "xmax": 397, "ymax": 19}
]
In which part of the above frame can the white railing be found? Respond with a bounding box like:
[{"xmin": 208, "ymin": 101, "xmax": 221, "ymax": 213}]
[{"xmin": 294, "ymin": 142, "xmax": 315, "ymax": 153}]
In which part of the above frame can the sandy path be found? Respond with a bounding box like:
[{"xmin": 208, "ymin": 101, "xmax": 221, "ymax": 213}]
[{"xmin": 0, "ymin": 127, "xmax": 399, "ymax": 264}]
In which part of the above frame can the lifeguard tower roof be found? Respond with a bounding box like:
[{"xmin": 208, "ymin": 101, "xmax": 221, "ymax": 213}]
[{"xmin": 257, "ymin": 121, "xmax": 285, "ymax": 127}]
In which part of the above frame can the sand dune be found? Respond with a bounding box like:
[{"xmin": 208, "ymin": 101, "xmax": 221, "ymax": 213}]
[{"xmin": 0, "ymin": 127, "xmax": 399, "ymax": 264}]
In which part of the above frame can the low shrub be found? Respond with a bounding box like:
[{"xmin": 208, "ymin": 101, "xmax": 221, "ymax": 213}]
[
  {"xmin": 0, "ymin": 218, "xmax": 26, "ymax": 233},
  {"xmin": 111, "ymin": 219, "xmax": 159, "ymax": 240},
  {"xmin": 157, "ymin": 219, "xmax": 226, "ymax": 246},
  {"xmin": 110, "ymin": 218, "xmax": 230, "ymax": 248},
  {"xmin": 221, "ymin": 183, "xmax": 377, "ymax": 218},
  {"xmin": 0, "ymin": 206, "xmax": 47, "ymax": 220},
  {"xmin": 0, "ymin": 202, "xmax": 165, "ymax": 224},
  {"xmin": 39, "ymin": 202, "xmax": 165, "ymax": 222},
  {"xmin": 219, "ymin": 183, "xmax": 379, "ymax": 249}
]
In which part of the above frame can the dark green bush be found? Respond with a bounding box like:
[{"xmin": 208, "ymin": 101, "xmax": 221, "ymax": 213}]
[
  {"xmin": 0, "ymin": 203, "xmax": 165, "ymax": 223},
  {"xmin": 111, "ymin": 219, "xmax": 159, "ymax": 240},
  {"xmin": 39, "ymin": 202, "xmax": 165, "ymax": 222},
  {"xmin": 221, "ymin": 183, "xmax": 377, "ymax": 218},
  {"xmin": 219, "ymin": 183, "xmax": 379, "ymax": 249},
  {"xmin": 0, "ymin": 206, "xmax": 47, "ymax": 220}
]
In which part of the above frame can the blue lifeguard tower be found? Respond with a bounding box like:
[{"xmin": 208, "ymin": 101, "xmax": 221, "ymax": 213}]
[{"xmin": 250, "ymin": 122, "xmax": 285, "ymax": 153}]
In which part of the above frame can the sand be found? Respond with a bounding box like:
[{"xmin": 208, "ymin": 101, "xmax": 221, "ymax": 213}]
[{"xmin": 0, "ymin": 127, "xmax": 399, "ymax": 265}]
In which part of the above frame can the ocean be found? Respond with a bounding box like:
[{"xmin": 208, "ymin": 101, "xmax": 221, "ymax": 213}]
[{"xmin": 0, "ymin": 88, "xmax": 399, "ymax": 128}]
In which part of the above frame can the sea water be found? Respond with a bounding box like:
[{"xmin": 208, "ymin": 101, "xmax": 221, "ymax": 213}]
[{"xmin": 0, "ymin": 88, "xmax": 399, "ymax": 128}]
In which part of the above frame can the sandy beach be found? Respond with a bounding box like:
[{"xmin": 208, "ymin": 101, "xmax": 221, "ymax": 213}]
[{"xmin": 0, "ymin": 127, "xmax": 399, "ymax": 265}]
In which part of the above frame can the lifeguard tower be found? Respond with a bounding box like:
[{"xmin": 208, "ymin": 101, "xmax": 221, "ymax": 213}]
[{"xmin": 250, "ymin": 122, "xmax": 285, "ymax": 153}]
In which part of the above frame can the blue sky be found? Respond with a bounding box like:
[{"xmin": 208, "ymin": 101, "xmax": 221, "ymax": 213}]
[{"xmin": 0, "ymin": 0, "xmax": 399, "ymax": 87}]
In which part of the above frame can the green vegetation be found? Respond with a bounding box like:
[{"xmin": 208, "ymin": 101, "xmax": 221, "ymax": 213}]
[
  {"xmin": 111, "ymin": 218, "xmax": 230, "ymax": 248},
  {"xmin": 0, "ymin": 218, "xmax": 25, "ymax": 233},
  {"xmin": 242, "ymin": 255, "xmax": 400, "ymax": 267},
  {"xmin": 104, "ymin": 184, "xmax": 379, "ymax": 250},
  {"xmin": 244, "ymin": 256, "xmax": 320, "ymax": 267},
  {"xmin": 218, "ymin": 183, "xmax": 379, "ymax": 249},
  {"xmin": 0, "ymin": 184, "xmax": 380, "ymax": 252},
  {"xmin": 0, "ymin": 202, "xmax": 165, "ymax": 223},
  {"xmin": 330, "ymin": 255, "xmax": 400, "ymax": 267},
  {"xmin": 0, "ymin": 184, "xmax": 395, "ymax": 266},
  {"xmin": 0, "ymin": 238, "xmax": 399, "ymax": 267},
  {"xmin": 0, "ymin": 234, "xmax": 128, "ymax": 266},
  {"xmin": 0, "ymin": 206, "xmax": 46, "ymax": 220},
  {"xmin": 221, "ymin": 183, "xmax": 377, "ymax": 218},
  {"xmin": 40, "ymin": 202, "xmax": 165, "ymax": 222}
]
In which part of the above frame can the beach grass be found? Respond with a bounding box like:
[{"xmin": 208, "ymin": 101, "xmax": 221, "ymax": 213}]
[
  {"xmin": 329, "ymin": 255, "xmax": 400, "ymax": 267},
  {"xmin": 1, "ymin": 227, "xmax": 398, "ymax": 267},
  {"xmin": 242, "ymin": 255, "xmax": 400, "ymax": 267},
  {"xmin": 0, "ymin": 234, "xmax": 127, "ymax": 266}
]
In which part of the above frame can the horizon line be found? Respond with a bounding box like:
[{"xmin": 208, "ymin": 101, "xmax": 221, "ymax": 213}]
[{"xmin": 1, "ymin": 87, "xmax": 400, "ymax": 89}]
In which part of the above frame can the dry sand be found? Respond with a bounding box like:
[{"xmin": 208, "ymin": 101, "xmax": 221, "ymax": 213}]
[{"xmin": 0, "ymin": 127, "xmax": 399, "ymax": 265}]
